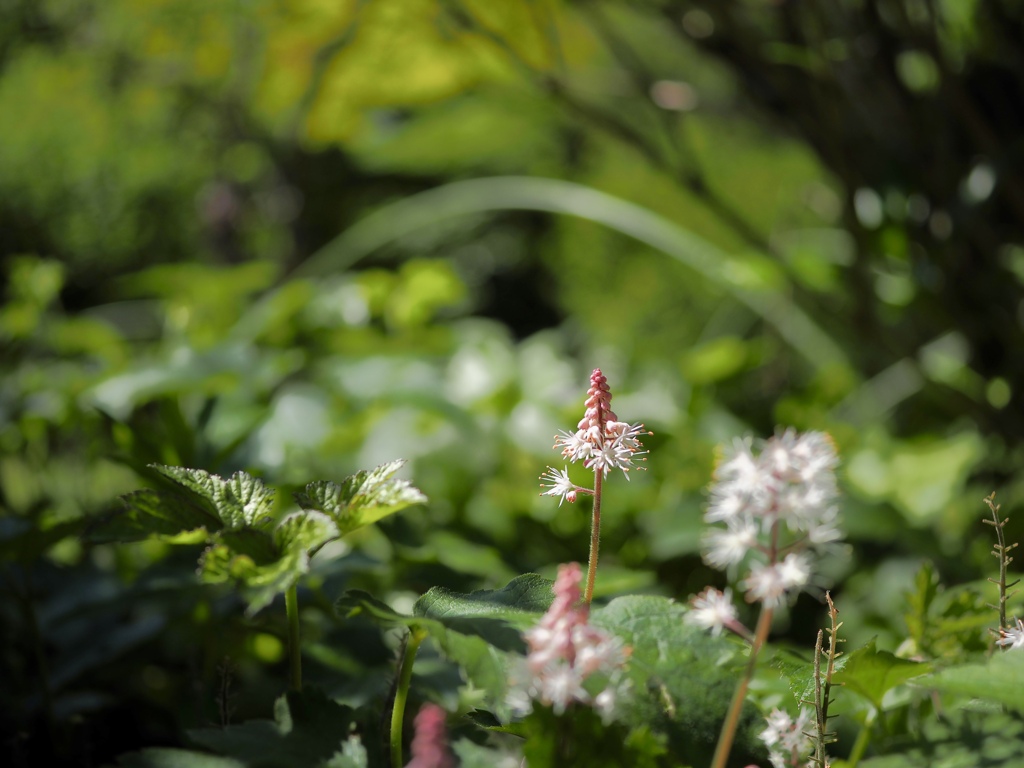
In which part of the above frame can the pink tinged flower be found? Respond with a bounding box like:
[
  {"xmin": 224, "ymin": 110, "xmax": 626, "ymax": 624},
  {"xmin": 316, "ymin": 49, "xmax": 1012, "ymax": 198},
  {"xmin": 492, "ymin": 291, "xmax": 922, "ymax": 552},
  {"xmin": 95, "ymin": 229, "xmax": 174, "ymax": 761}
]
[
  {"xmin": 545, "ymin": 369, "xmax": 650, "ymax": 482},
  {"xmin": 405, "ymin": 703, "xmax": 454, "ymax": 768},
  {"xmin": 997, "ymin": 618, "xmax": 1024, "ymax": 650},
  {"xmin": 538, "ymin": 664, "xmax": 588, "ymax": 713},
  {"xmin": 539, "ymin": 466, "xmax": 581, "ymax": 506},
  {"xmin": 511, "ymin": 562, "xmax": 631, "ymax": 716},
  {"xmin": 685, "ymin": 587, "xmax": 739, "ymax": 636}
]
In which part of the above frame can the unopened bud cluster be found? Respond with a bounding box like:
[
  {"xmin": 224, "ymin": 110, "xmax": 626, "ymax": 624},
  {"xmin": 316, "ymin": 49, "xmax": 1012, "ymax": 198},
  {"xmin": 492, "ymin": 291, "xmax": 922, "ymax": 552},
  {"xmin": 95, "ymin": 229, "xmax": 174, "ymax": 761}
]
[
  {"xmin": 507, "ymin": 562, "xmax": 630, "ymax": 721},
  {"xmin": 540, "ymin": 369, "xmax": 649, "ymax": 505}
]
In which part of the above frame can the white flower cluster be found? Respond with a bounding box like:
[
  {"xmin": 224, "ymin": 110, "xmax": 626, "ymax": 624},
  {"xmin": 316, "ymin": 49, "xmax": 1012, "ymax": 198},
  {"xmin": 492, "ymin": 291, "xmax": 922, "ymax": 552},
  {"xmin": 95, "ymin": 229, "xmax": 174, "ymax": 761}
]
[
  {"xmin": 702, "ymin": 429, "xmax": 841, "ymax": 612},
  {"xmin": 507, "ymin": 562, "xmax": 630, "ymax": 722},
  {"xmin": 760, "ymin": 706, "xmax": 815, "ymax": 768}
]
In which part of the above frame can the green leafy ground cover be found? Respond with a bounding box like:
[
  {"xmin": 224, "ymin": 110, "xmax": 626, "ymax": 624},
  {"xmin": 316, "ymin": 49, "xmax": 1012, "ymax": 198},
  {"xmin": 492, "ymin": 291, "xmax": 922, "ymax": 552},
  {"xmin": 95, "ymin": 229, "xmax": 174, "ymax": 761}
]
[{"xmin": 4, "ymin": 1, "xmax": 1024, "ymax": 766}]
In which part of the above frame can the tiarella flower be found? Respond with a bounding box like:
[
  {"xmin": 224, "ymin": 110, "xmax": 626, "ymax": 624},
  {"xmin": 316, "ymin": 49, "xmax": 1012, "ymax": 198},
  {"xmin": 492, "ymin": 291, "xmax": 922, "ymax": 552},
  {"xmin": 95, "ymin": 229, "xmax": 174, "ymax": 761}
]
[
  {"xmin": 507, "ymin": 562, "xmax": 631, "ymax": 718},
  {"xmin": 702, "ymin": 428, "xmax": 842, "ymax": 608},
  {"xmin": 547, "ymin": 369, "xmax": 650, "ymax": 482},
  {"xmin": 760, "ymin": 707, "xmax": 814, "ymax": 768},
  {"xmin": 685, "ymin": 587, "xmax": 740, "ymax": 636},
  {"xmin": 997, "ymin": 618, "xmax": 1024, "ymax": 650}
]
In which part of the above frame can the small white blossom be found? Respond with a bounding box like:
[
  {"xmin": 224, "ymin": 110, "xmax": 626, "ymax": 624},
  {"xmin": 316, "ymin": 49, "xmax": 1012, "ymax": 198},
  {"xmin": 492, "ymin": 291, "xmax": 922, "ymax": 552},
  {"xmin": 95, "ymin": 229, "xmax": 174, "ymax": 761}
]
[
  {"xmin": 703, "ymin": 517, "xmax": 758, "ymax": 569},
  {"xmin": 777, "ymin": 552, "xmax": 812, "ymax": 590},
  {"xmin": 997, "ymin": 618, "xmax": 1024, "ymax": 650},
  {"xmin": 539, "ymin": 466, "xmax": 581, "ymax": 506},
  {"xmin": 685, "ymin": 587, "xmax": 739, "ymax": 636},
  {"xmin": 760, "ymin": 707, "xmax": 814, "ymax": 768},
  {"xmin": 742, "ymin": 562, "xmax": 789, "ymax": 608}
]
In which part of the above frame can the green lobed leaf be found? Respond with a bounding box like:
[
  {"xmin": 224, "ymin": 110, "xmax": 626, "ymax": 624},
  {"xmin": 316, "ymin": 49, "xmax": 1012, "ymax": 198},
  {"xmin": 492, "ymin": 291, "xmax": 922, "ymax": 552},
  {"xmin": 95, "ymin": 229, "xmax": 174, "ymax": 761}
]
[
  {"xmin": 295, "ymin": 459, "xmax": 426, "ymax": 536},
  {"xmin": 923, "ymin": 649, "xmax": 1024, "ymax": 713},
  {"xmin": 199, "ymin": 511, "xmax": 339, "ymax": 615},
  {"xmin": 832, "ymin": 640, "xmax": 931, "ymax": 711},
  {"xmin": 97, "ymin": 488, "xmax": 222, "ymax": 542},
  {"xmin": 152, "ymin": 465, "xmax": 276, "ymax": 530},
  {"xmin": 590, "ymin": 595, "xmax": 767, "ymax": 768}
]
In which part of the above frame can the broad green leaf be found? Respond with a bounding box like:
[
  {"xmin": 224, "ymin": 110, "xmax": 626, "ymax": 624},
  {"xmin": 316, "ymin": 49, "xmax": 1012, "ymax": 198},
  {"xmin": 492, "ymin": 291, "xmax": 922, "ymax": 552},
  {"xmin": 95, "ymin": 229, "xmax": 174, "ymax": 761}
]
[
  {"xmin": 116, "ymin": 750, "xmax": 246, "ymax": 768},
  {"xmin": 832, "ymin": 640, "xmax": 930, "ymax": 711},
  {"xmin": 97, "ymin": 489, "xmax": 222, "ymax": 542},
  {"xmin": 413, "ymin": 573, "xmax": 554, "ymax": 618},
  {"xmin": 295, "ymin": 459, "xmax": 426, "ymax": 536},
  {"xmin": 590, "ymin": 595, "xmax": 767, "ymax": 768},
  {"xmin": 924, "ymin": 649, "xmax": 1024, "ymax": 713},
  {"xmin": 153, "ymin": 465, "xmax": 276, "ymax": 530},
  {"xmin": 187, "ymin": 688, "xmax": 357, "ymax": 768}
]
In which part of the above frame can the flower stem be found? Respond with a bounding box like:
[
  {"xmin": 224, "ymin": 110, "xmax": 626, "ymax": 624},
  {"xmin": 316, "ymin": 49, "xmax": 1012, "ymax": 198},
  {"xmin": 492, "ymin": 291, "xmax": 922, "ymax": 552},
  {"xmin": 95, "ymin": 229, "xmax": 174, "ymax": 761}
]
[
  {"xmin": 285, "ymin": 583, "xmax": 302, "ymax": 692},
  {"xmin": 710, "ymin": 604, "xmax": 774, "ymax": 768},
  {"xmin": 391, "ymin": 626, "xmax": 426, "ymax": 768},
  {"xmin": 584, "ymin": 469, "xmax": 603, "ymax": 604}
]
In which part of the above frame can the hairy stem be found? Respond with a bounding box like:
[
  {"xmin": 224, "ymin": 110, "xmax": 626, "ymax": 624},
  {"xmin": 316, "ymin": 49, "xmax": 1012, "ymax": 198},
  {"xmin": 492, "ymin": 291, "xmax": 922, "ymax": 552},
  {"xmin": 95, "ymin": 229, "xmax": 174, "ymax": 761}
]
[
  {"xmin": 584, "ymin": 469, "xmax": 604, "ymax": 604},
  {"xmin": 391, "ymin": 626, "xmax": 426, "ymax": 768},
  {"xmin": 285, "ymin": 584, "xmax": 302, "ymax": 692},
  {"xmin": 711, "ymin": 604, "xmax": 775, "ymax": 768}
]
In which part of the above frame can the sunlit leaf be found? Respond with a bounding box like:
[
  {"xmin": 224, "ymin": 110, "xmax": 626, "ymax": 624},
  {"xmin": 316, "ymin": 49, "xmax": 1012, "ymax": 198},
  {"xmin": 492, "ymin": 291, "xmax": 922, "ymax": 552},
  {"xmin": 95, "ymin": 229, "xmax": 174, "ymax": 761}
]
[
  {"xmin": 295, "ymin": 459, "xmax": 426, "ymax": 536},
  {"xmin": 153, "ymin": 465, "xmax": 277, "ymax": 530}
]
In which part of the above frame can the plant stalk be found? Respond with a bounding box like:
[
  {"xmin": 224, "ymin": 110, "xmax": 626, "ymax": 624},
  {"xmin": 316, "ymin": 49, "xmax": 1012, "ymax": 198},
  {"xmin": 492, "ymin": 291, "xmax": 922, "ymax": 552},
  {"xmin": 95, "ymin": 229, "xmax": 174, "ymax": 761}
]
[
  {"xmin": 710, "ymin": 604, "xmax": 774, "ymax": 768},
  {"xmin": 584, "ymin": 469, "xmax": 604, "ymax": 604},
  {"xmin": 391, "ymin": 626, "xmax": 426, "ymax": 768},
  {"xmin": 285, "ymin": 583, "xmax": 302, "ymax": 692}
]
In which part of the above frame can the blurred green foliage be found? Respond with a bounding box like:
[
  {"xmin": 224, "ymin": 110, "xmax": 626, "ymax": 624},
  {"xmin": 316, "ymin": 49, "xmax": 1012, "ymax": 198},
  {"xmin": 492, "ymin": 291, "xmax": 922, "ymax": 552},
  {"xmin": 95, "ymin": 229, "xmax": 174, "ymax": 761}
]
[{"xmin": 3, "ymin": 0, "xmax": 1024, "ymax": 765}]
